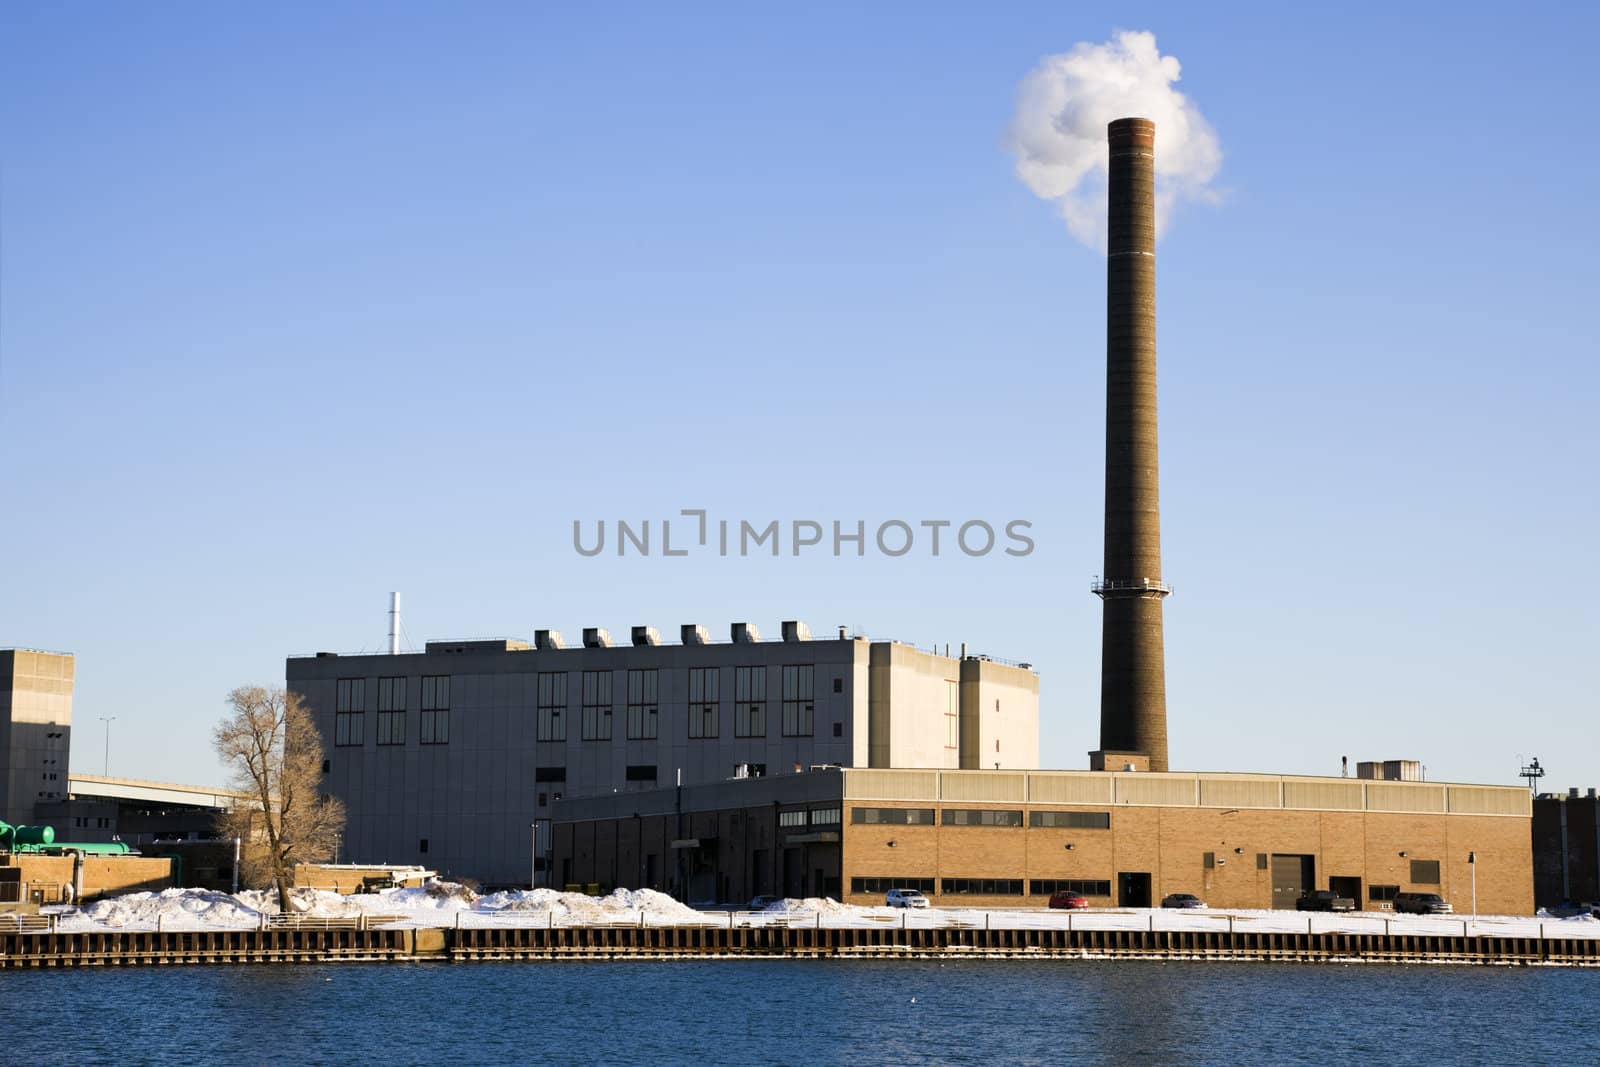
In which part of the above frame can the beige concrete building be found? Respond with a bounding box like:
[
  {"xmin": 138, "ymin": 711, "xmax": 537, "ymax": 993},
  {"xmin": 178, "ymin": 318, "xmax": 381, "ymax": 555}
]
[
  {"xmin": 0, "ymin": 649, "xmax": 74, "ymax": 826},
  {"xmin": 553, "ymin": 767, "xmax": 1533, "ymax": 914},
  {"xmin": 287, "ymin": 624, "xmax": 1039, "ymax": 886}
]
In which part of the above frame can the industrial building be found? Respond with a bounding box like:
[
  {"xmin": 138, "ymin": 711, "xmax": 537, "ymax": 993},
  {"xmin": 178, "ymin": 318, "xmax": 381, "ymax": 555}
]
[
  {"xmin": 286, "ymin": 118, "xmax": 1537, "ymax": 909},
  {"xmin": 288, "ymin": 625, "xmax": 1039, "ymax": 886},
  {"xmin": 552, "ymin": 767, "xmax": 1533, "ymax": 913},
  {"xmin": 1, "ymin": 649, "xmax": 74, "ymax": 826}
]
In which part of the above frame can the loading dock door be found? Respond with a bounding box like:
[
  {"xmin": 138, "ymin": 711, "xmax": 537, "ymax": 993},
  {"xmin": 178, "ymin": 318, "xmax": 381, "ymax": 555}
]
[
  {"xmin": 1118, "ymin": 872, "xmax": 1152, "ymax": 908},
  {"xmin": 1330, "ymin": 876, "xmax": 1362, "ymax": 909},
  {"xmin": 1271, "ymin": 854, "xmax": 1315, "ymax": 909}
]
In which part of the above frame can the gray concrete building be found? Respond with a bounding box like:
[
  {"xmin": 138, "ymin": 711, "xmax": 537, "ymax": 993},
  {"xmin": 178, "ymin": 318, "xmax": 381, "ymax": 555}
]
[
  {"xmin": 1, "ymin": 649, "xmax": 74, "ymax": 826},
  {"xmin": 287, "ymin": 623, "xmax": 1039, "ymax": 886}
]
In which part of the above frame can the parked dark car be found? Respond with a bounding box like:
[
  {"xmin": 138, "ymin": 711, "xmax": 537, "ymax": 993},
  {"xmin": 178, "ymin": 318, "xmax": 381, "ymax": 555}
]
[
  {"xmin": 1160, "ymin": 893, "xmax": 1205, "ymax": 909},
  {"xmin": 1048, "ymin": 891, "xmax": 1090, "ymax": 910},
  {"xmin": 1296, "ymin": 889, "xmax": 1356, "ymax": 912},
  {"xmin": 1393, "ymin": 892, "xmax": 1453, "ymax": 915}
]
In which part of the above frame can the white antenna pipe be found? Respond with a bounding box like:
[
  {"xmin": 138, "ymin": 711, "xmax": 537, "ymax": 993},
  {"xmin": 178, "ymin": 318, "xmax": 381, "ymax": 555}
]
[{"xmin": 389, "ymin": 591, "xmax": 401, "ymax": 654}]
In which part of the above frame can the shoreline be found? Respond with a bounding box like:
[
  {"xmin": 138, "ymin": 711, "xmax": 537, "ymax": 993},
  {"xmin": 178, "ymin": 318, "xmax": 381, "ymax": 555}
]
[{"xmin": 6, "ymin": 923, "xmax": 1599, "ymax": 969}]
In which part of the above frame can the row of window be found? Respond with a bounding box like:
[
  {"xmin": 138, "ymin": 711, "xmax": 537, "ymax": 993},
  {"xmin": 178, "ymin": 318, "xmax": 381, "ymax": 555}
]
[
  {"xmin": 849, "ymin": 808, "xmax": 1113, "ymax": 828},
  {"xmin": 942, "ymin": 879, "xmax": 1025, "ymax": 895},
  {"xmin": 850, "ymin": 878, "xmax": 1114, "ymax": 897},
  {"xmin": 853, "ymin": 877, "xmax": 935, "ymax": 893},
  {"xmin": 336, "ymin": 667, "xmax": 826, "ymax": 746},
  {"xmin": 542, "ymin": 666, "xmax": 818, "ymax": 742},
  {"xmin": 1031, "ymin": 879, "xmax": 1113, "ymax": 896},
  {"xmin": 778, "ymin": 807, "xmax": 841, "ymax": 829},
  {"xmin": 336, "ymin": 676, "xmax": 451, "ymax": 747}
]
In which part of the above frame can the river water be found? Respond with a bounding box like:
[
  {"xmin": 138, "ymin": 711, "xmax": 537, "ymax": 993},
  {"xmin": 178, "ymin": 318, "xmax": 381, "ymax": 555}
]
[{"xmin": 9, "ymin": 958, "xmax": 1594, "ymax": 1065}]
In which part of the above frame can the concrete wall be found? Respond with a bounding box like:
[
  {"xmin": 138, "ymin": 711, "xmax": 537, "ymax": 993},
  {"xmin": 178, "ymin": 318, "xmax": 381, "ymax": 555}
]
[
  {"xmin": 869, "ymin": 644, "xmax": 961, "ymax": 770},
  {"xmin": 0, "ymin": 650, "xmax": 74, "ymax": 826},
  {"xmin": 959, "ymin": 658, "xmax": 1039, "ymax": 770}
]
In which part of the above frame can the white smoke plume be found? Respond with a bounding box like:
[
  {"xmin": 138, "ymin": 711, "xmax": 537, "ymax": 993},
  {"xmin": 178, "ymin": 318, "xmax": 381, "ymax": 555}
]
[{"xmin": 1009, "ymin": 30, "xmax": 1222, "ymax": 249}]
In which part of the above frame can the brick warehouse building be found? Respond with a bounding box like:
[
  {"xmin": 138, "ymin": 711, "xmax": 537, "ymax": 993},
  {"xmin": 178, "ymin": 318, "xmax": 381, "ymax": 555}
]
[{"xmin": 552, "ymin": 767, "xmax": 1532, "ymax": 913}]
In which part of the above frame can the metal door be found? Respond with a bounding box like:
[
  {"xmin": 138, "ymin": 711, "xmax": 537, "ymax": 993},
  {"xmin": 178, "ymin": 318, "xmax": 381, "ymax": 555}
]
[{"xmin": 1271, "ymin": 854, "xmax": 1314, "ymax": 909}]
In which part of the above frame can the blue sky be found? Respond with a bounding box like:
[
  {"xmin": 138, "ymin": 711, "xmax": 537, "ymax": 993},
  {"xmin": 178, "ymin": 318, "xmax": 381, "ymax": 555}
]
[{"xmin": 2, "ymin": 3, "xmax": 1595, "ymax": 790}]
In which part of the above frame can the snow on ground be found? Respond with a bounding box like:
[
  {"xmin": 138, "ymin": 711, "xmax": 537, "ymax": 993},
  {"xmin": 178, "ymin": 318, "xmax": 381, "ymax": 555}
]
[
  {"xmin": 42, "ymin": 885, "xmax": 1600, "ymax": 937},
  {"xmin": 56, "ymin": 889, "xmax": 263, "ymax": 931}
]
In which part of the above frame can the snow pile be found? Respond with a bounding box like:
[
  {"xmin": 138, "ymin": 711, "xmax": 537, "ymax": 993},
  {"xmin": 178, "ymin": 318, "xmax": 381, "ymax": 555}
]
[
  {"xmin": 1536, "ymin": 907, "xmax": 1599, "ymax": 921},
  {"xmin": 349, "ymin": 880, "xmax": 479, "ymax": 915},
  {"xmin": 67, "ymin": 889, "xmax": 262, "ymax": 930},
  {"xmin": 236, "ymin": 887, "xmax": 365, "ymax": 917},
  {"xmin": 758, "ymin": 897, "xmax": 857, "ymax": 915},
  {"xmin": 478, "ymin": 886, "xmax": 704, "ymax": 925}
]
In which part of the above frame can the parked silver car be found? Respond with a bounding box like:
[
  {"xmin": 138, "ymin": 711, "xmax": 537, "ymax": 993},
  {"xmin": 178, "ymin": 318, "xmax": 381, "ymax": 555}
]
[{"xmin": 886, "ymin": 888, "xmax": 930, "ymax": 908}]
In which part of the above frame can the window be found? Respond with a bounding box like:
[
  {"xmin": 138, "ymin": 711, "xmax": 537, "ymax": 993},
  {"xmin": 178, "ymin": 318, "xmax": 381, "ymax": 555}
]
[
  {"xmin": 782, "ymin": 665, "xmax": 814, "ymax": 736},
  {"xmin": 778, "ymin": 810, "xmax": 808, "ymax": 828},
  {"xmin": 688, "ymin": 668, "xmax": 719, "ymax": 739},
  {"xmin": 852, "ymin": 877, "xmax": 934, "ymax": 894},
  {"xmin": 538, "ymin": 672, "xmax": 567, "ymax": 741},
  {"xmin": 941, "ymin": 878, "xmax": 1023, "ymax": 896},
  {"xmin": 735, "ymin": 666, "xmax": 766, "ymax": 737},
  {"xmin": 1029, "ymin": 811, "xmax": 1111, "ymax": 829},
  {"xmin": 581, "ymin": 671, "xmax": 613, "ymax": 740},
  {"xmin": 1030, "ymin": 879, "xmax": 1112, "ymax": 897},
  {"xmin": 335, "ymin": 678, "xmax": 365, "ymax": 747},
  {"xmin": 535, "ymin": 766, "xmax": 566, "ymax": 783},
  {"xmin": 810, "ymin": 807, "xmax": 841, "ymax": 826},
  {"xmin": 625, "ymin": 764, "xmax": 657, "ymax": 784},
  {"xmin": 377, "ymin": 676, "xmax": 406, "ymax": 745},
  {"xmin": 1257, "ymin": 853, "xmax": 1268, "ymax": 870},
  {"xmin": 852, "ymin": 807, "xmax": 936, "ymax": 826},
  {"xmin": 1410, "ymin": 859, "xmax": 1441, "ymax": 884},
  {"xmin": 1369, "ymin": 884, "xmax": 1400, "ymax": 903},
  {"xmin": 942, "ymin": 809, "xmax": 1023, "ymax": 827},
  {"xmin": 832, "ymin": 676, "xmax": 843, "ymax": 694},
  {"xmin": 421, "ymin": 675, "xmax": 449, "ymax": 745},
  {"xmin": 418, "ymin": 838, "xmax": 429, "ymax": 855},
  {"xmin": 1203, "ymin": 851, "xmax": 1216, "ymax": 870},
  {"xmin": 627, "ymin": 669, "xmax": 658, "ymax": 739}
]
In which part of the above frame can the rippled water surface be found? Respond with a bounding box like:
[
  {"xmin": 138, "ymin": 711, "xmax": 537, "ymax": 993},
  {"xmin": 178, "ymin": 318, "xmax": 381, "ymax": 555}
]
[{"xmin": 9, "ymin": 959, "xmax": 1596, "ymax": 1065}]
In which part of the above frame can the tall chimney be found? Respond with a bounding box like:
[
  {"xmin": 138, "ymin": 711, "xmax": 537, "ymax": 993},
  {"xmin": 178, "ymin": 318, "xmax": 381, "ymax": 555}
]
[{"xmin": 1092, "ymin": 117, "xmax": 1171, "ymax": 773}]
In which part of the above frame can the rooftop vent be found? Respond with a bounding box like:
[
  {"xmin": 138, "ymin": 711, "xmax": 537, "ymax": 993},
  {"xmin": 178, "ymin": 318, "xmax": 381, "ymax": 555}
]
[
  {"xmin": 583, "ymin": 627, "xmax": 613, "ymax": 649},
  {"xmin": 681, "ymin": 624, "xmax": 709, "ymax": 646},
  {"xmin": 731, "ymin": 622, "xmax": 761, "ymax": 644},
  {"xmin": 782, "ymin": 621, "xmax": 811, "ymax": 642},
  {"xmin": 632, "ymin": 626, "xmax": 661, "ymax": 647},
  {"xmin": 535, "ymin": 629, "xmax": 565, "ymax": 651}
]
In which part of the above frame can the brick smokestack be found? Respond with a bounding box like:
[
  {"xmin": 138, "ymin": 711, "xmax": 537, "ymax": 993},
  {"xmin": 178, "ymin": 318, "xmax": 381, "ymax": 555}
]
[{"xmin": 1092, "ymin": 117, "xmax": 1171, "ymax": 772}]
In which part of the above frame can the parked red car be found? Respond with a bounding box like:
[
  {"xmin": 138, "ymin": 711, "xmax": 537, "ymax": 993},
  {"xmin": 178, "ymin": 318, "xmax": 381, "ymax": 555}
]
[{"xmin": 1048, "ymin": 891, "xmax": 1091, "ymax": 910}]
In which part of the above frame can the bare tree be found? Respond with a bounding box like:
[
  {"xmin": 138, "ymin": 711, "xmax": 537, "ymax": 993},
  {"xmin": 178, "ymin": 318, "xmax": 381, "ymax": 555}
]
[{"xmin": 213, "ymin": 686, "xmax": 345, "ymax": 910}]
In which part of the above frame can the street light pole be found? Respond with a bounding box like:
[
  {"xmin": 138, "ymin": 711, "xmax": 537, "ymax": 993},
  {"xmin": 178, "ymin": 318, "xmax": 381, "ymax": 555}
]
[
  {"xmin": 99, "ymin": 716, "xmax": 116, "ymax": 777},
  {"xmin": 1469, "ymin": 851, "xmax": 1477, "ymax": 917}
]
